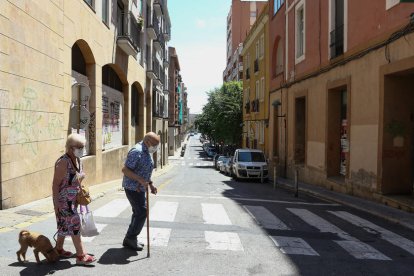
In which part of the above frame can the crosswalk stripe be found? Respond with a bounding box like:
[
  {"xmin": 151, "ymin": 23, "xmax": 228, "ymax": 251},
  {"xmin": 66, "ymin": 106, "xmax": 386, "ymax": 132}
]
[
  {"xmin": 93, "ymin": 199, "xmax": 130, "ymax": 217},
  {"xmin": 205, "ymin": 231, "xmax": 244, "ymax": 251},
  {"xmin": 244, "ymin": 206, "xmax": 290, "ymax": 230},
  {"xmin": 66, "ymin": 223, "xmax": 107, "ymax": 243},
  {"xmin": 202, "ymin": 203, "xmax": 232, "ymax": 225},
  {"xmin": 288, "ymin": 208, "xmax": 390, "ymax": 260},
  {"xmin": 329, "ymin": 211, "xmax": 414, "ymax": 256},
  {"xmin": 150, "ymin": 201, "xmax": 178, "ymax": 222},
  {"xmin": 138, "ymin": 227, "xmax": 171, "ymax": 247},
  {"xmin": 270, "ymin": 236, "xmax": 319, "ymax": 256}
]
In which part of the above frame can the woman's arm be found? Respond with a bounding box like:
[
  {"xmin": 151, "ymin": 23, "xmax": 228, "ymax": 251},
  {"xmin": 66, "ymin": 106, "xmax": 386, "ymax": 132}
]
[{"xmin": 52, "ymin": 159, "xmax": 68, "ymax": 212}]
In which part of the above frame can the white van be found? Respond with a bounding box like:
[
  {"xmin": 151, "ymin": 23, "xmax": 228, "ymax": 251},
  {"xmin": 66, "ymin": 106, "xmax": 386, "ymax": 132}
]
[{"xmin": 232, "ymin": 149, "xmax": 268, "ymax": 181}]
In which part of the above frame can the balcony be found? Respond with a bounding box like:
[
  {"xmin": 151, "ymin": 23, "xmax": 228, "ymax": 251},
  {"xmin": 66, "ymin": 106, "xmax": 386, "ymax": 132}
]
[
  {"xmin": 246, "ymin": 68, "xmax": 250, "ymax": 80},
  {"xmin": 146, "ymin": 13, "xmax": 159, "ymax": 40},
  {"xmin": 245, "ymin": 101, "xmax": 250, "ymax": 114},
  {"xmin": 251, "ymin": 99, "xmax": 260, "ymax": 112},
  {"xmin": 154, "ymin": 30, "xmax": 165, "ymax": 52},
  {"xmin": 117, "ymin": 12, "xmax": 141, "ymax": 56},
  {"xmin": 163, "ymin": 56, "xmax": 169, "ymax": 67},
  {"xmin": 330, "ymin": 24, "xmax": 344, "ymax": 59},
  {"xmin": 163, "ymin": 24, "xmax": 171, "ymax": 41},
  {"xmin": 147, "ymin": 56, "xmax": 160, "ymax": 80},
  {"xmin": 254, "ymin": 59, "xmax": 259, "ymax": 73},
  {"xmin": 153, "ymin": 0, "xmax": 164, "ymax": 17}
]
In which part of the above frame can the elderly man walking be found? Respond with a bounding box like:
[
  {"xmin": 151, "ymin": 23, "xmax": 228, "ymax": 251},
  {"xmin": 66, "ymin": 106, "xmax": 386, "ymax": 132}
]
[{"xmin": 121, "ymin": 132, "xmax": 159, "ymax": 250}]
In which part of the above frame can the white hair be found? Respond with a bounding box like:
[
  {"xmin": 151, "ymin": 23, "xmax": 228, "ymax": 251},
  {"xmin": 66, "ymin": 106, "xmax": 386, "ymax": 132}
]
[{"xmin": 65, "ymin": 133, "xmax": 86, "ymax": 151}]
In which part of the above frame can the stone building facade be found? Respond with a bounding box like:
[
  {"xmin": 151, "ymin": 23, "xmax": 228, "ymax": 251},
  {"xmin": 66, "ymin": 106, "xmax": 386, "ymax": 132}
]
[{"xmin": 0, "ymin": 0, "xmax": 149, "ymax": 209}]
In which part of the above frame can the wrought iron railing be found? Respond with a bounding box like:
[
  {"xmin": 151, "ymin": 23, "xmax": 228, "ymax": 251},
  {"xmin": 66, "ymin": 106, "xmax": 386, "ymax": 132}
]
[
  {"xmin": 117, "ymin": 12, "xmax": 141, "ymax": 52},
  {"xmin": 330, "ymin": 24, "xmax": 344, "ymax": 59}
]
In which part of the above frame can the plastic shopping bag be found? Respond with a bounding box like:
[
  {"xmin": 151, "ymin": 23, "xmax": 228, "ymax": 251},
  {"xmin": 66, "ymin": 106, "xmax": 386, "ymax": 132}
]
[{"xmin": 79, "ymin": 205, "xmax": 99, "ymax": 237}]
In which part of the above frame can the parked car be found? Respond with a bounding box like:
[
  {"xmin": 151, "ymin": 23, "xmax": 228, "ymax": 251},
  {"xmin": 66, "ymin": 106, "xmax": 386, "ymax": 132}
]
[
  {"xmin": 213, "ymin": 154, "xmax": 224, "ymax": 169},
  {"xmin": 207, "ymin": 147, "xmax": 216, "ymax": 157},
  {"xmin": 215, "ymin": 155, "xmax": 227, "ymax": 170},
  {"xmin": 219, "ymin": 157, "xmax": 229, "ymax": 173},
  {"xmin": 232, "ymin": 149, "xmax": 268, "ymax": 181},
  {"xmin": 224, "ymin": 156, "xmax": 234, "ymax": 176}
]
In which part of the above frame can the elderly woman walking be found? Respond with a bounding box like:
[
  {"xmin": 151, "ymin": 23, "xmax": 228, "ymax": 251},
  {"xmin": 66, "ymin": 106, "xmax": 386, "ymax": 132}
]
[{"xmin": 52, "ymin": 133, "xmax": 96, "ymax": 265}]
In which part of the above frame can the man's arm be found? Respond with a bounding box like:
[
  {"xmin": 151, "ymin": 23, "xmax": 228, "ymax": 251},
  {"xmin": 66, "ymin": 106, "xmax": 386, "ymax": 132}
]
[{"xmin": 122, "ymin": 166, "xmax": 150, "ymax": 189}]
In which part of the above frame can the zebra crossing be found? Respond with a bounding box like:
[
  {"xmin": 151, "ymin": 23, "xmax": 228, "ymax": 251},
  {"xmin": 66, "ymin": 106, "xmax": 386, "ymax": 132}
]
[
  {"xmin": 176, "ymin": 157, "xmax": 213, "ymax": 167},
  {"xmin": 81, "ymin": 198, "xmax": 414, "ymax": 261}
]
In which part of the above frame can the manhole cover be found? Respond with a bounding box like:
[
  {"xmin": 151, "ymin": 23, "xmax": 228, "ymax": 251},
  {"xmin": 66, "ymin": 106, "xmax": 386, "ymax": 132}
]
[{"xmin": 15, "ymin": 209, "xmax": 48, "ymax": 216}]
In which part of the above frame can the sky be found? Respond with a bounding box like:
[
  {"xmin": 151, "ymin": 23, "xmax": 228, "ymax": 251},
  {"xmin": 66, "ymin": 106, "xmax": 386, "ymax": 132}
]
[{"xmin": 168, "ymin": 0, "xmax": 232, "ymax": 114}]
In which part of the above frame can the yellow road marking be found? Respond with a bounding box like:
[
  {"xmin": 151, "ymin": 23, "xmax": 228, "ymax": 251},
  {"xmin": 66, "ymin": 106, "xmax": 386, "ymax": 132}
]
[
  {"xmin": 0, "ymin": 227, "xmax": 14, "ymax": 233},
  {"xmin": 14, "ymin": 222, "xmax": 32, "ymax": 229},
  {"xmin": 157, "ymin": 179, "xmax": 172, "ymax": 191}
]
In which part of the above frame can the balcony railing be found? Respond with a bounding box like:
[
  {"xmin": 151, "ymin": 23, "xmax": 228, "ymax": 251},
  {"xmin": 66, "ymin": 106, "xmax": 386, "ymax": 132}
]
[
  {"xmin": 154, "ymin": 28, "xmax": 165, "ymax": 52},
  {"xmin": 330, "ymin": 24, "xmax": 344, "ymax": 59},
  {"xmin": 117, "ymin": 12, "xmax": 141, "ymax": 56},
  {"xmin": 251, "ymin": 99, "xmax": 259, "ymax": 112},
  {"xmin": 246, "ymin": 68, "xmax": 250, "ymax": 79},
  {"xmin": 153, "ymin": 0, "xmax": 164, "ymax": 16},
  {"xmin": 245, "ymin": 101, "xmax": 250, "ymax": 114},
  {"xmin": 254, "ymin": 59, "xmax": 259, "ymax": 73},
  {"xmin": 163, "ymin": 24, "xmax": 171, "ymax": 41}
]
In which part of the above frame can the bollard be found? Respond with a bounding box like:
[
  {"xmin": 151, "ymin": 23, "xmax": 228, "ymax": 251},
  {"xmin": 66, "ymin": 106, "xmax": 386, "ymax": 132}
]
[
  {"xmin": 294, "ymin": 168, "xmax": 299, "ymax": 198},
  {"xmin": 273, "ymin": 166, "xmax": 277, "ymax": 190}
]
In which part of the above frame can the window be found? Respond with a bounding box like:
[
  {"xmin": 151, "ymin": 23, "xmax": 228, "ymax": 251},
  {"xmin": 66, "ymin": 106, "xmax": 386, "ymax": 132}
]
[
  {"xmin": 102, "ymin": 0, "xmax": 109, "ymax": 25},
  {"xmin": 276, "ymin": 42, "xmax": 284, "ymax": 75},
  {"xmin": 84, "ymin": 0, "xmax": 94, "ymax": 8},
  {"xmin": 295, "ymin": 1, "xmax": 305, "ymax": 62},
  {"xmin": 255, "ymin": 42, "xmax": 259, "ymax": 60},
  {"xmin": 255, "ymin": 80, "xmax": 259, "ymax": 100},
  {"xmin": 259, "ymin": 121, "xmax": 264, "ymax": 144},
  {"xmin": 250, "ymin": 11, "xmax": 257, "ymax": 17},
  {"xmin": 260, "ymin": 35, "xmax": 265, "ymax": 58},
  {"xmin": 329, "ymin": 0, "xmax": 345, "ymax": 59},
  {"xmin": 274, "ymin": 0, "xmax": 285, "ymax": 15},
  {"xmin": 260, "ymin": 77, "xmax": 265, "ymax": 100}
]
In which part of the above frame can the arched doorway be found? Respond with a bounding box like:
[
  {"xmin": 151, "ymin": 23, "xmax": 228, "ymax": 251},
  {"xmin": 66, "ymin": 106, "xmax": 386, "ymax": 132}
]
[
  {"xmin": 131, "ymin": 82, "xmax": 145, "ymax": 143},
  {"xmin": 102, "ymin": 64, "xmax": 128, "ymax": 150},
  {"xmin": 71, "ymin": 40, "xmax": 96, "ymax": 155}
]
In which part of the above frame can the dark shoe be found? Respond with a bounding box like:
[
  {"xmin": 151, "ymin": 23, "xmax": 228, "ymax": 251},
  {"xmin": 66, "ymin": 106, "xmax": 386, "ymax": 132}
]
[{"xmin": 122, "ymin": 238, "xmax": 143, "ymax": 251}]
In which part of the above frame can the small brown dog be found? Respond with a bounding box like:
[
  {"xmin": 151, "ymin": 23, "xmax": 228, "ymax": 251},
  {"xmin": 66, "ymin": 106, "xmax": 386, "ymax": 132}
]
[{"xmin": 16, "ymin": 230, "xmax": 59, "ymax": 264}]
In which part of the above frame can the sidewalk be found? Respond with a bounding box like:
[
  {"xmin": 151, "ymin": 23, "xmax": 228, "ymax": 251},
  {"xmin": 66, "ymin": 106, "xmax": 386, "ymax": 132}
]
[
  {"xmin": 275, "ymin": 176, "xmax": 414, "ymax": 231},
  {"xmin": 0, "ymin": 163, "xmax": 175, "ymax": 234}
]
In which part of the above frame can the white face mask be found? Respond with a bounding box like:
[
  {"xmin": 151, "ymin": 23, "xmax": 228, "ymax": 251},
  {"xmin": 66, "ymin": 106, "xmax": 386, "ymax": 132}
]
[
  {"xmin": 148, "ymin": 145, "xmax": 158, "ymax": 154},
  {"xmin": 73, "ymin": 148, "xmax": 84, "ymax": 158}
]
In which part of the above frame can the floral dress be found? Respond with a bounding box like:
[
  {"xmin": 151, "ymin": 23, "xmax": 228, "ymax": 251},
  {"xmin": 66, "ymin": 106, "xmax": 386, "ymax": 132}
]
[{"xmin": 55, "ymin": 154, "xmax": 82, "ymax": 236}]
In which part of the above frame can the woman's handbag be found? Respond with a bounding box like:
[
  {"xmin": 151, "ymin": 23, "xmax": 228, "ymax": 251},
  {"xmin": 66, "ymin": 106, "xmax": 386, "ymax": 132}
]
[
  {"xmin": 79, "ymin": 205, "xmax": 99, "ymax": 237},
  {"xmin": 77, "ymin": 184, "xmax": 91, "ymax": 206}
]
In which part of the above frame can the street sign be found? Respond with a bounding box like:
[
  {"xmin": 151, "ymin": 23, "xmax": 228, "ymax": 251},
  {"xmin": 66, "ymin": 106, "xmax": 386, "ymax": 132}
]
[
  {"xmin": 69, "ymin": 105, "xmax": 90, "ymax": 129},
  {"xmin": 71, "ymin": 82, "xmax": 91, "ymax": 107}
]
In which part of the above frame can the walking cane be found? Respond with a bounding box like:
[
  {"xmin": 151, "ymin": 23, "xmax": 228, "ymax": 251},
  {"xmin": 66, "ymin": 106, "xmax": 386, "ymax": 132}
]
[{"xmin": 146, "ymin": 185, "xmax": 150, "ymax": 258}]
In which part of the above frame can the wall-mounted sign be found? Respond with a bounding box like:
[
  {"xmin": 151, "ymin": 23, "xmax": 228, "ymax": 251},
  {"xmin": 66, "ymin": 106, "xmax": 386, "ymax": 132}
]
[{"xmin": 69, "ymin": 106, "xmax": 90, "ymax": 129}]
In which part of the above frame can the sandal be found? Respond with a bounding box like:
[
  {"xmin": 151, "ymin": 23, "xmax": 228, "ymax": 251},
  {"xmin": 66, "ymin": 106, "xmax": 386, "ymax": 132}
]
[
  {"xmin": 56, "ymin": 248, "xmax": 74, "ymax": 258},
  {"xmin": 76, "ymin": 254, "xmax": 96, "ymax": 266}
]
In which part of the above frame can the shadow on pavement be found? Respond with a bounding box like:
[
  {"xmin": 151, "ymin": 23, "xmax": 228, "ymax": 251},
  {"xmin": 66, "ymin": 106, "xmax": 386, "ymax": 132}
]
[
  {"xmin": 9, "ymin": 259, "xmax": 72, "ymax": 276},
  {"xmin": 98, "ymin": 248, "xmax": 146, "ymax": 265}
]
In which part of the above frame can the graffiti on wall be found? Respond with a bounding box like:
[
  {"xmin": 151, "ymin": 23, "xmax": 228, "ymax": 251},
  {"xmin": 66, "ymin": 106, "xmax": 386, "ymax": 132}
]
[{"xmin": 7, "ymin": 88, "xmax": 63, "ymax": 155}]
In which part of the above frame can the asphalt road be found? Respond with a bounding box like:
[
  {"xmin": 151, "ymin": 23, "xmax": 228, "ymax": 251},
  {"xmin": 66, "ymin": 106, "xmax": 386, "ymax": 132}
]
[{"xmin": 1, "ymin": 134, "xmax": 414, "ymax": 275}]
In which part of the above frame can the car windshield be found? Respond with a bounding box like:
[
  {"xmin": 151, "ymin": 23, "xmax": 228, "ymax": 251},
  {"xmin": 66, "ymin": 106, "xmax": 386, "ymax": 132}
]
[
  {"xmin": 238, "ymin": 152, "xmax": 265, "ymax": 162},
  {"xmin": 218, "ymin": 156, "xmax": 226, "ymax": 161}
]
